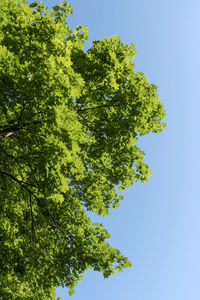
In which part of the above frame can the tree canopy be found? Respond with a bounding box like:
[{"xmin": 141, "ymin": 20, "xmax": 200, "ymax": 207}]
[{"xmin": 0, "ymin": 0, "xmax": 166, "ymax": 298}]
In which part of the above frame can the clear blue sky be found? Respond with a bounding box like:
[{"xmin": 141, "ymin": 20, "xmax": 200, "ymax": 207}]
[{"xmin": 32, "ymin": 0, "xmax": 200, "ymax": 299}]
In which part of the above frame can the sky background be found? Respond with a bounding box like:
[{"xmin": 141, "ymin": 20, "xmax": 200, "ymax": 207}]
[{"xmin": 31, "ymin": 0, "xmax": 200, "ymax": 299}]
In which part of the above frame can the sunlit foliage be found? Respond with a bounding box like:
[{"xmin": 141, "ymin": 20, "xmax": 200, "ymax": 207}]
[{"xmin": 0, "ymin": 0, "xmax": 166, "ymax": 298}]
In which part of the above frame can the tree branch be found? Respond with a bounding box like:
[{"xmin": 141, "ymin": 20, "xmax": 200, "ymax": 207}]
[
  {"xmin": 77, "ymin": 103, "xmax": 112, "ymax": 113},
  {"xmin": 29, "ymin": 192, "xmax": 36, "ymax": 243},
  {"xmin": 0, "ymin": 169, "xmax": 38, "ymax": 188}
]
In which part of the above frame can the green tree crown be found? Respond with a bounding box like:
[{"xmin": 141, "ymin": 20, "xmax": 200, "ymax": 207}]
[{"xmin": 0, "ymin": 0, "xmax": 166, "ymax": 298}]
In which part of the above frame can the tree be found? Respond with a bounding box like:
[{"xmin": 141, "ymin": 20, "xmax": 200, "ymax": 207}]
[{"xmin": 0, "ymin": 0, "xmax": 166, "ymax": 298}]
